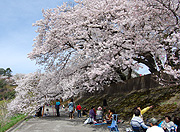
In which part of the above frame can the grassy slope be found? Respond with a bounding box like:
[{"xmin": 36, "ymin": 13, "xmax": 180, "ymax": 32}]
[
  {"xmin": 74, "ymin": 85, "xmax": 180, "ymax": 121},
  {"xmin": 0, "ymin": 114, "xmax": 27, "ymax": 132},
  {"xmin": 0, "ymin": 85, "xmax": 26, "ymax": 132},
  {"xmin": 0, "ymin": 84, "xmax": 16, "ymax": 101}
]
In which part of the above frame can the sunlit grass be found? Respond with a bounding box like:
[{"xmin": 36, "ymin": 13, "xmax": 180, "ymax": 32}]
[
  {"xmin": 0, "ymin": 114, "xmax": 26, "ymax": 132},
  {"xmin": 0, "ymin": 100, "xmax": 27, "ymax": 132}
]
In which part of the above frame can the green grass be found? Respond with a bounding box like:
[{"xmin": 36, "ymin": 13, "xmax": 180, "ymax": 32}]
[
  {"xmin": 0, "ymin": 114, "xmax": 26, "ymax": 132},
  {"xmin": 0, "ymin": 98, "xmax": 27, "ymax": 132},
  {"xmin": 0, "ymin": 100, "xmax": 11, "ymax": 113},
  {"xmin": 76, "ymin": 85, "xmax": 180, "ymax": 121},
  {"xmin": 0, "ymin": 100, "xmax": 5, "ymax": 106},
  {"xmin": 0, "ymin": 84, "xmax": 23, "ymax": 132}
]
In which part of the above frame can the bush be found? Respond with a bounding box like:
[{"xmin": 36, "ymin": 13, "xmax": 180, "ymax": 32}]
[
  {"xmin": 0, "ymin": 79, "xmax": 6, "ymax": 88},
  {"xmin": 4, "ymin": 91, "xmax": 15, "ymax": 100}
]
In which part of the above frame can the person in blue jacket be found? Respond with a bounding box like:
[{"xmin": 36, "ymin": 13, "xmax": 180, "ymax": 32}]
[
  {"xmin": 68, "ymin": 98, "xmax": 74, "ymax": 119},
  {"xmin": 55, "ymin": 99, "xmax": 60, "ymax": 117}
]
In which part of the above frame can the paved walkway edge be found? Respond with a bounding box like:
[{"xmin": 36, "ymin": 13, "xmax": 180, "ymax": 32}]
[{"xmin": 6, "ymin": 116, "xmax": 32, "ymax": 132}]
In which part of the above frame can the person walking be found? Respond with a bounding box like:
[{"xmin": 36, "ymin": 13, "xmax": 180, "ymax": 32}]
[
  {"xmin": 55, "ymin": 99, "xmax": 60, "ymax": 117},
  {"xmin": 68, "ymin": 98, "xmax": 74, "ymax": 119},
  {"xmin": 76, "ymin": 103, "xmax": 82, "ymax": 118}
]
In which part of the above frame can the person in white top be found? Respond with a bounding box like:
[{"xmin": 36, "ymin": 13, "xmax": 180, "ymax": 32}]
[
  {"xmin": 161, "ymin": 115, "xmax": 177, "ymax": 132},
  {"xmin": 146, "ymin": 118, "xmax": 164, "ymax": 132}
]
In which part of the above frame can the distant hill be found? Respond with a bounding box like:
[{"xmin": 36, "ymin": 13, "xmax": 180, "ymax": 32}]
[{"xmin": 0, "ymin": 77, "xmax": 16, "ymax": 101}]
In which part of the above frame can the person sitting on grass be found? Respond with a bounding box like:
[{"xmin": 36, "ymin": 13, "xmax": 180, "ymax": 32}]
[
  {"xmin": 133, "ymin": 106, "xmax": 153, "ymax": 119},
  {"xmin": 89, "ymin": 106, "xmax": 96, "ymax": 120},
  {"xmin": 82, "ymin": 107, "xmax": 88, "ymax": 116},
  {"xmin": 45, "ymin": 109, "xmax": 50, "ymax": 116},
  {"xmin": 96, "ymin": 106, "xmax": 103, "ymax": 122},
  {"xmin": 105, "ymin": 109, "xmax": 114, "ymax": 124},
  {"xmin": 174, "ymin": 117, "xmax": 180, "ymax": 132},
  {"xmin": 146, "ymin": 118, "xmax": 164, "ymax": 132},
  {"xmin": 161, "ymin": 115, "xmax": 177, "ymax": 132},
  {"xmin": 131, "ymin": 109, "xmax": 149, "ymax": 132}
]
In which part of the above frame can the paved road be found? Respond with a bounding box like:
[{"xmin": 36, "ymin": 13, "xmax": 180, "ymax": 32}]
[{"xmin": 7, "ymin": 106, "xmax": 129, "ymax": 132}]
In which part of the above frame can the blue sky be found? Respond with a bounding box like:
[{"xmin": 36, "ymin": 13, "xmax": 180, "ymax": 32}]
[
  {"xmin": 0, "ymin": 0, "xmax": 73, "ymax": 75},
  {"xmin": 0, "ymin": 0, "xmax": 150, "ymax": 75}
]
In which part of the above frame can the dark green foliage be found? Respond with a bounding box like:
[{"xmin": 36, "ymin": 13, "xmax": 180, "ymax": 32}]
[
  {"xmin": 0, "ymin": 68, "xmax": 5, "ymax": 75},
  {"xmin": 3, "ymin": 91, "xmax": 16, "ymax": 100},
  {"xmin": 0, "ymin": 79, "xmax": 16, "ymax": 101},
  {"xmin": 0, "ymin": 79, "xmax": 6, "ymax": 88},
  {"xmin": 0, "ymin": 89, "xmax": 16, "ymax": 101},
  {"xmin": 0, "ymin": 68, "xmax": 12, "ymax": 77},
  {"xmin": 4, "ymin": 68, "xmax": 12, "ymax": 77}
]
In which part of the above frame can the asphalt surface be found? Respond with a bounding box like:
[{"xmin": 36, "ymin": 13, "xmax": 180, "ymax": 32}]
[{"xmin": 7, "ymin": 106, "xmax": 130, "ymax": 132}]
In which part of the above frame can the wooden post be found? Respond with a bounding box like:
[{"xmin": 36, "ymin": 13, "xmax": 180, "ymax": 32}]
[{"xmin": 42, "ymin": 105, "xmax": 45, "ymax": 117}]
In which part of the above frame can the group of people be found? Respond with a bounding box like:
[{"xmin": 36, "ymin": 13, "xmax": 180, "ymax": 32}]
[
  {"xmin": 54, "ymin": 98, "xmax": 117, "ymax": 125},
  {"xmin": 67, "ymin": 98, "xmax": 85, "ymax": 119},
  {"xmin": 62, "ymin": 98, "xmax": 113, "ymax": 124},
  {"xmin": 130, "ymin": 106, "xmax": 180, "ymax": 132},
  {"xmin": 87, "ymin": 105, "xmax": 115, "ymax": 124},
  {"xmin": 54, "ymin": 98, "xmax": 90, "ymax": 119},
  {"xmin": 54, "ymin": 98, "xmax": 76, "ymax": 119},
  {"xmin": 89, "ymin": 106, "xmax": 104, "ymax": 122},
  {"xmin": 67, "ymin": 99, "xmax": 108, "ymax": 121},
  {"xmin": 51, "ymin": 98, "xmax": 180, "ymax": 132}
]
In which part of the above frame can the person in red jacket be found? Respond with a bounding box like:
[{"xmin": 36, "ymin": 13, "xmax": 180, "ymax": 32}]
[{"xmin": 76, "ymin": 103, "xmax": 82, "ymax": 118}]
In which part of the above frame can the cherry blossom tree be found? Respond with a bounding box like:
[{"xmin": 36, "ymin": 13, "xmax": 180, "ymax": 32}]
[
  {"xmin": 29, "ymin": 0, "xmax": 179, "ymax": 84},
  {"xmin": 8, "ymin": 72, "xmax": 42, "ymax": 114},
  {"xmin": 8, "ymin": 0, "xmax": 180, "ymax": 114},
  {"xmin": 131, "ymin": 0, "xmax": 180, "ymax": 80}
]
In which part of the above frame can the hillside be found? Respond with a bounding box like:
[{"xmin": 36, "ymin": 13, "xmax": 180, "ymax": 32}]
[
  {"xmin": 0, "ymin": 85, "xmax": 16, "ymax": 101},
  {"xmin": 74, "ymin": 85, "xmax": 180, "ymax": 121},
  {"xmin": 0, "ymin": 78, "xmax": 16, "ymax": 101}
]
